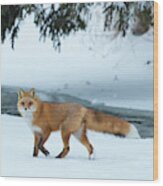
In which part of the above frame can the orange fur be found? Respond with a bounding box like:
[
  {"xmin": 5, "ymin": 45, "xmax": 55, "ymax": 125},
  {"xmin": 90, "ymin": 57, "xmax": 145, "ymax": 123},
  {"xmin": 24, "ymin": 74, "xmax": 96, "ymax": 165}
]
[{"xmin": 17, "ymin": 88, "xmax": 136, "ymax": 158}]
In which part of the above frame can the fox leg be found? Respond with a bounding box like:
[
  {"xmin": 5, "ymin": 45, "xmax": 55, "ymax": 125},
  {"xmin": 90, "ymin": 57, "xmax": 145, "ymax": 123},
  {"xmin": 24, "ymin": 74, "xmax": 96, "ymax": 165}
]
[
  {"xmin": 56, "ymin": 130, "xmax": 71, "ymax": 158},
  {"xmin": 33, "ymin": 132, "xmax": 50, "ymax": 157},
  {"xmin": 33, "ymin": 134, "xmax": 39, "ymax": 157},
  {"xmin": 42, "ymin": 132, "xmax": 50, "ymax": 146},
  {"xmin": 81, "ymin": 133, "xmax": 94, "ymax": 159},
  {"xmin": 73, "ymin": 125, "xmax": 94, "ymax": 159},
  {"xmin": 37, "ymin": 136, "xmax": 49, "ymax": 156}
]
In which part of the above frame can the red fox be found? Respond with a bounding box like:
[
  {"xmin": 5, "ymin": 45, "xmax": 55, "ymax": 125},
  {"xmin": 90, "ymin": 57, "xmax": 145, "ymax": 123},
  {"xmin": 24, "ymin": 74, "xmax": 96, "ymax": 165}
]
[{"xmin": 17, "ymin": 88, "xmax": 140, "ymax": 159}]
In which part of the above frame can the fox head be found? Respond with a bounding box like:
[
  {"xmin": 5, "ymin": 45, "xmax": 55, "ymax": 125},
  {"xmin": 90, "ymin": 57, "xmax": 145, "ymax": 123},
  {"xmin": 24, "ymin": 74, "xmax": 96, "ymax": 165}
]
[{"xmin": 17, "ymin": 88, "xmax": 39, "ymax": 115}]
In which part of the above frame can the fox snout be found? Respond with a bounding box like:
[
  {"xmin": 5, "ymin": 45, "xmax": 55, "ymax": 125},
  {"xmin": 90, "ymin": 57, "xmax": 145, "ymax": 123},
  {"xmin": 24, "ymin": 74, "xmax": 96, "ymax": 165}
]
[
  {"xmin": 18, "ymin": 99, "xmax": 37, "ymax": 112},
  {"xmin": 20, "ymin": 100, "xmax": 35, "ymax": 110}
]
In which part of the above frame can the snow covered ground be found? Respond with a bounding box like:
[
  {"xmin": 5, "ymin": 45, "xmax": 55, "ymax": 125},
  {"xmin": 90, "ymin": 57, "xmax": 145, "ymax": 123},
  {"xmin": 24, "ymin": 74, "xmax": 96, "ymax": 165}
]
[{"xmin": 1, "ymin": 114, "xmax": 153, "ymax": 180}]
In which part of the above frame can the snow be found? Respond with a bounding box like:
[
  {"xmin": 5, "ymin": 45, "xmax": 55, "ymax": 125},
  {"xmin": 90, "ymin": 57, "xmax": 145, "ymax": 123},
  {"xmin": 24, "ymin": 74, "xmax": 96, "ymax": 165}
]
[
  {"xmin": 1, "ymin": 14, "xmax": 154, "ymax": 111},
  {"xmin": 0, "ymin": 3, "xmax": 154, "ymax": 180},
  {"xmin": 1, "ymin": 9, "xmax": 154, "ymax": 180},
  {"xmin": 1, "ymin": 114, "xmax": 153, "ymax": 180}
]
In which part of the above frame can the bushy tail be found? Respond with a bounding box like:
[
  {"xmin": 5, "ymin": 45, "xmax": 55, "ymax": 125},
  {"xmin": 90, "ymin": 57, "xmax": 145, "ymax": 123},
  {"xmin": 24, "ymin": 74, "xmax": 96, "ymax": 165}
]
[
  {"xmin": 84, "ymin": 109, "xmax": 140, "ymax": 139},
  {"xmin": 126, "ymin": 124, "xmax": 140, "ymax": 139}
]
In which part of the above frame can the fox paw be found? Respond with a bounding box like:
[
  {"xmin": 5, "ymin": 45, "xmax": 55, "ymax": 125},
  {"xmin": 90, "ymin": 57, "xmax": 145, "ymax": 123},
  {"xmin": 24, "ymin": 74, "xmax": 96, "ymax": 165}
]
[
  {"xmin": 33, "ymin": 153, "xmax": 38, "ymax": 157},
  {"xmin": 55, "ymin": 154, "xmax": 62, "ymax": 158},
  {"xmin": 88, "ymin": 152, "xmax": 96, "ymax": 160},
  {"xmin": 44, "ymin": 150, "xmax": 50, "ymax": 156}
]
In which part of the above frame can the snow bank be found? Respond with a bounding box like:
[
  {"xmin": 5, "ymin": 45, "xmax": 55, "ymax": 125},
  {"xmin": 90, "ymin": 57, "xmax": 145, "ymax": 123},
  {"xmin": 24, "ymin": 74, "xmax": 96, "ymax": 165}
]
[{"xmin": 1, "ymin": 114, "xmax": 153, "ymax": 180}]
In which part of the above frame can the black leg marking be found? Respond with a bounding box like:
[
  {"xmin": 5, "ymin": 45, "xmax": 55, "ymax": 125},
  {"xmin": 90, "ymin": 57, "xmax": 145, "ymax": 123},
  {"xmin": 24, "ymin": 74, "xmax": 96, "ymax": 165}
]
[
  {"xmin": 33, "ymin": 146, "xmax": 38, "ymax": 157},
  {"xmin": 37, "ymin": 136, "xmax": 50, "ymax": 156},
  {"xmin": 55, "ymin": 147, "xmax": 70, "ymax": 158}
]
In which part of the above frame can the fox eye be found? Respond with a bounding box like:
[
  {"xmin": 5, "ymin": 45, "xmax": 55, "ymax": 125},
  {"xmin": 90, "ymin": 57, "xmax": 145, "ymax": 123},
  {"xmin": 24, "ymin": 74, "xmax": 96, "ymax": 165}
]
[
  {"xmin": 28, "ymin": 101, "xmax": 33, "ymax": 106},
  {"xmin": 21, "ymin": 101, "xmax": 25, "ymax": 106}
]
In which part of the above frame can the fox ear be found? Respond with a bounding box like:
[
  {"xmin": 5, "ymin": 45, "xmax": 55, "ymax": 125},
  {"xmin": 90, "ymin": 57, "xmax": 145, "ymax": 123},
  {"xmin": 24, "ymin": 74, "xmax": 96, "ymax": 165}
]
[
  {"xmin": 18, "ymin": 89, "xmax": 25, "ymax": 99},
  {"xmin": 29, "ymin": 88, "xmax": 36, "ymax": 98}
]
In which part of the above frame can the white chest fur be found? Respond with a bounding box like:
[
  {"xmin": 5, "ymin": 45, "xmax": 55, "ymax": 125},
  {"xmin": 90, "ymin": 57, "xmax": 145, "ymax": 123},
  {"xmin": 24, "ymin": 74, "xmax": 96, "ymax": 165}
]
[{"xmin": 22, "ymin": 112, "xmax": 42, "ymax": 134}]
